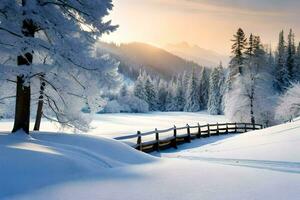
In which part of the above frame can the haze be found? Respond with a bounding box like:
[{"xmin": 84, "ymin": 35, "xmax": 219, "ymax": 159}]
[{"xmin": 103, "ymin": 0, "xmax": 300, "ymax": 55}]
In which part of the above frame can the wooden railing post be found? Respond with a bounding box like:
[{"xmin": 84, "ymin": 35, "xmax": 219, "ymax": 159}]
[
  {"xmin": 155, "ymin": 128, "xmax": 159, "ymax": 152},
  {"xmin": 207, "ymin": 124, "xmax": 211, "ymax": 137},
  {"xmin": 197, "ymin": 123, "xmax": 201, "ymax": 138},
  {"xmin": 235, "ymin": 122, "xmax": 237, "ymax": 133},
  {"xmin": 186, "ymin": 124, "xmax": 191, "ymax": 142},
  {"xmin": 226, "ymin": 123, "xmax": 229, "ymax": 134},
  {"xmin": 216, "ymin": 122, "xmax": 219, "ymax": 135},
  {"xmin": 244, "ymin": 123, "xmax": 247, "ymax": 132},
  {"xmin": 137, "ymin": 131, "xmax": 142, "ymax": 151},
  {"xmin": 173, "ymin": 125, "xmax": 177, "ymax": 149}
]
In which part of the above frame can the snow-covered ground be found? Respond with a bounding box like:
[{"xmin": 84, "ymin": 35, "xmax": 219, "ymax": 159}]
[
  {"xmin": 1, "ymin": 114, "xmax": 300, "ymax": 200},
  {"xmin": 0, "ymin": 112, "xmax": 227, "ymax": 138}
]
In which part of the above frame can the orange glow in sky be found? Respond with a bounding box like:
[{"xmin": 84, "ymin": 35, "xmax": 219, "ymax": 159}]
[{"xmin": 103, "ymin": 0, "xmax": 300, "ymax": 55}]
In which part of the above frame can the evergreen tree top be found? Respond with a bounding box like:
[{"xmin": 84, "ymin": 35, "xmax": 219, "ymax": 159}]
[{"xmin": 231, "ymin": 28, "xmax": 247, "ymax": 66}]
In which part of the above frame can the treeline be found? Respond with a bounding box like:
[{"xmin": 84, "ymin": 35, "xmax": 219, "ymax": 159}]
[
  {"xmin": 225, "ymin": 28, "xmax": 300, "ymax": 126},
  {"xmin": 103, "ymin": 68, "xmax": 211, "ymax": 113},
  {"xmin": 103, "ymin": 28, "xmax": 300, "ymax": 127}
]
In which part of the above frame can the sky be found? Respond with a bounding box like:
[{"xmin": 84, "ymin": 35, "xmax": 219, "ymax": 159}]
[{"xmin": 103, "ymin": 0, "xmax": 300, "ymax": 55}]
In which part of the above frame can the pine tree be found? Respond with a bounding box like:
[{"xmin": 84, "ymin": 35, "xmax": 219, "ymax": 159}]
[
  {"xmin": 119, "ymin": 84, "xmax": 128, "ymax": 97},
  {"xmin": 295, "ymin": 43, "xmax": 300, "ymax": 81},
  {"xmin": 286, "ymin": 29, "xmax": 296, "ymax": 81},
  {"xmin": 245, "ymin": 33, "xmax": 255, "ymax": 58},
  {"xmin": 253, "ymin": 36, "xmax": 267, "ymax": 73},
  {"xmin": 230, "ymin": 28, "xmax": 247, "ymax": 76},
  {"xmin": 244, "ymin": 33, "xmax": 256, "ymax": 73},
  {"xmin": 174, "ymin": 75, "xmax": 185, "ymax": 111},
  {"xmin": 182, "ymin": 71, "xmax": 190, "ymax": 90},
  {"xmin": 208, "ymin": 67, "xmax": 221, "ymax": 115},
  {"xmin": 184, "ymin": 69, "xmax": 200, "ymax": 112},
  {"xmin": 165, "ymin": 82, "xmax": 176, "ymax": 111},
  {"xmin": 218, "ymin": 63, "xmax": 226, "ymax": 114},
  {"xmin": 199, "ymin": 68, "xmax": 210, "ymax": 109},
  {"xmin": 267, "ymin": 46, "xmax": 275, "ymax": 75},
  {"xmin": 134, "ymin": 70, "xmax": 147, "ymax": 101},
  {"xmin": 275, "ymin": 30, "xmax": 289, "ymax": 93},
  {"xmin": 157, "ymin": 80, "xmax": 167, "ymax": 111},
  {"xmin": 144, "ymin": 76, "xmax": 157, "ymax": 111}
]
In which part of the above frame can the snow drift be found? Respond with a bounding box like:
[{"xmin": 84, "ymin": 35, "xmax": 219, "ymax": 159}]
[{"xmin": 0, "ymin": 131, "xmax": 155, "ymax": 199}]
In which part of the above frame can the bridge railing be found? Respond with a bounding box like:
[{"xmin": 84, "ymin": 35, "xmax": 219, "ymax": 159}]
[{"xmin": 115, "ymin": 122, "xmax": 263, "ymax": 153}]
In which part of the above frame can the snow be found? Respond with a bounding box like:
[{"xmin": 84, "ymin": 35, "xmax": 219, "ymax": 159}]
[
  {"xmin": 0, "ymin": 112, "xmax": 227, "ymax": 138},
  {"xmin": 0, "ymin": 114, "xmax": 300, "ymax": 200},
  {"xmin": 159, "ymin": 121, "xmax": 300, "ymax": 170},
  {"xmin": 0, "ymin": 131, "xmax": 155, "ymax": 199}
]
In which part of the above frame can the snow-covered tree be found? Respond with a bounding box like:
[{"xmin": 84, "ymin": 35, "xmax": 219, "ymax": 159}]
[
  {"xmin": 144, "ymin": 76, "xmax": 157, "ymax": 111},
  {"xmin": 274, "ymin": 30, "xmax": 289, "ymax": 93},
  {"xmin": 199, "ymin": 68, "xmax": 210, "ymax": 109},
  {"xmin": 119, "ymin": 84, "xmax": 128, "ymax": 97},
  {"xmin": 0, "ymin": 0, "xmax": 117, "ymax": 133},
  {"xmin": 133, "ymin": 70, "xmax": 147, "ymax": 101},
  {"xmin": 157, "ymin": 80, "xmax": 168, "ymax": 111},
  {"xmin": 208, "ymin": 65, "xmax": 222, "ymax": 115},
  {"xmin": 286, "ymin": 29, "xmax": 296, "ymax": 81},
  {"xmin": 184, "ymin": 69, "xmax": 200, "ymax": 112},
  {"xmin": 296, "ymin": 43, "xmax": 300, "ymax": 81},
  {"xmin": 225, "ymin": 33, "xmax": 276, "ymax": 126},
  {"xmin": 276, "ymin": 83, "xmax": 300, "ymax": 122},
  {"xmin": 165, "ymin": 81, "xmax": 177, "ymax": 111},
  {"xmin": 266, "ymin": 47, "xmax": 275, "ymax": 75},
  {"xmin": 31, "ymin": 53, "xmax": 120, "ymax": 131},
  {"xmin": 182, "ymin": 71, "xmax": 190, "ymax": 90},
  {"xmin": 225, "ymin": 72, "xmax": 276, "ymax": 126},
  {"xmin": 173, "ymin": 75, "xmax": 185, "ymax": 111},
  {"xmin": 245, "ymin": 34, "xmax": 255, "ymax": 58},
  {"xmin": 229, "ymin": 28, "xmax": 247, "ymax": 78}
]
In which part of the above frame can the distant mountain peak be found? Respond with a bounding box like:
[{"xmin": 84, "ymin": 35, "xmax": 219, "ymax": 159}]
[
  {"xmin": 177, "ymin": 41, "xmax": 190, "ymax": 48},
  {"xmin": 164, "ymin": 42, "xmax": 229, "ymax": 67},
  {"xmin": 96, "ymin": 41, "xmax": 203, "ymax": 80}
]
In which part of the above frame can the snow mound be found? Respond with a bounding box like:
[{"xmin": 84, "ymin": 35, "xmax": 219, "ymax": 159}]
[{"xmin": 0, "ymin": 131, "xmax": 155, "ymax": 199}]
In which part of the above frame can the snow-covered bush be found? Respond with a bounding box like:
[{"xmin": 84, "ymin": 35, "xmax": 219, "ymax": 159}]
[
  {"xmin": 120, "ymin": 96, "xmax": 149, "ymax": 113},
  {"xmin": 102, "ymin": 95, "xmax": 149, "ymax": 113},
  {"xmin": 103, "ymin": 100, "xmax": 122, "ymax": 113},
  {"xmin": 276, "ymin": 83, "xmax": 300, "ymax": 122}
]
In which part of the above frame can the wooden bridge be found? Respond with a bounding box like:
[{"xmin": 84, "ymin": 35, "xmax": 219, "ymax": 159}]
[{"xmin": 115, "ymin": 122, "xmax": 263, "ymax": 153}]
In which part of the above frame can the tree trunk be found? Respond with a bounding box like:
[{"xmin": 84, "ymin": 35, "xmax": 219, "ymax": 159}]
[
  {"xmin": 12, "ymin": 7, "xmax": 36, "ymax": 133},
  {"xmin": 33, "ymin": 77, "xmax": 45, "ymax": 131},
  {"xmin": 12, "ymin": 53, "xmax": 32, "ymax": 134},
  {"xmin": 250, "ymin": 85, "xmax": 255, "ymax": 125}
]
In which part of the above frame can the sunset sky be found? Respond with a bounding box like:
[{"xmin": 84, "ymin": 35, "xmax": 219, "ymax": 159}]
[{"xmin": 103, "ymin": 0, "xmax": 300, "ymax": 55}]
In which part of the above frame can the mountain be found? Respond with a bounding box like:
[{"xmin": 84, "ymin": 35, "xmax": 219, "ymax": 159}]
[
  {"xmin": 164, "ymin": 42, "xmax": 229, "ymax": 67},
  {"xmin": 96, "ymin": 42, "xmax": 204, "ymax": 80}
]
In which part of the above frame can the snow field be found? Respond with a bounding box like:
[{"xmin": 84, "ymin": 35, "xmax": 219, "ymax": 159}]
[{"xmin": 0, "ymin": 113, "xmax": 299, "ymax": 200}]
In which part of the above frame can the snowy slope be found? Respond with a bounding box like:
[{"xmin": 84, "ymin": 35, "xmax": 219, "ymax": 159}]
[
  {"xmin": 0, "ymin": 120, "xmax": 300, "ymax": 200},
  {"xmin": 0, "ymin": 112, "xmax": 227, "ymax": 138},
  {"xmin": 161, "ymin": 120, "xmax": 300, "ymax": 164},
  {"xmin": 0, "ymin": 131, "xmax": 155, "ymax": 199}
]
